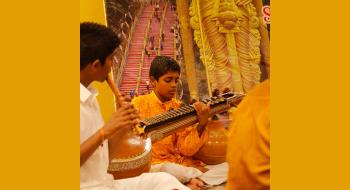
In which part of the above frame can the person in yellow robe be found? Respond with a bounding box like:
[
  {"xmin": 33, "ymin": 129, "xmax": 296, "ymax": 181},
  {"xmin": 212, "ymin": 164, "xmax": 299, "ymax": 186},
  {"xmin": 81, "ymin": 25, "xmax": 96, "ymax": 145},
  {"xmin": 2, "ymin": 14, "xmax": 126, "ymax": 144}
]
[
  {"xmin": 226, "ymin": 79, "xmax": 270, "ymax": 190},
  {"xmin": 132, "ymin": 56, "xmax": 210, "ymax": 189}
]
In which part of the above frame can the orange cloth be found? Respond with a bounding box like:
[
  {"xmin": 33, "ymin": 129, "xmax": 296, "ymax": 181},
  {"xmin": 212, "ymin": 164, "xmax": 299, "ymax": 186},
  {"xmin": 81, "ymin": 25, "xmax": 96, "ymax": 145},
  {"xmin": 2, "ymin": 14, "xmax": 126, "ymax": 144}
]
[
  {"xmin": 132, "ymin": 92, "xmax": 208, "ymax": 169},
  {"xmin": 226, "ymin": 80, "xmax": 270, "ymax": 190}
]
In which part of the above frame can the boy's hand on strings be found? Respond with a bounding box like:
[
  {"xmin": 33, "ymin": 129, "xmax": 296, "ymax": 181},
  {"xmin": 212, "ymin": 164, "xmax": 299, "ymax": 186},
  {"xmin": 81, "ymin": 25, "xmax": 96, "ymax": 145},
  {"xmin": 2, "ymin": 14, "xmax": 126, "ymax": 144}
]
[{"xmin": 193, "ymin": 102, "xmax": 210, "ymax": 135}]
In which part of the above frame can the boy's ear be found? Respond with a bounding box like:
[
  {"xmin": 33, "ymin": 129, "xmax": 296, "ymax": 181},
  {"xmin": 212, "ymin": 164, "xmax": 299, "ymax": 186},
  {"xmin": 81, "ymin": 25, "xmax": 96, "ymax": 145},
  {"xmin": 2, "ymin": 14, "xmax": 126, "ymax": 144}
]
[
  {"xmin": 82, "ymin": 59, "xmax": 100, "ymax": 73},
  {"xmin": 150, "ymin": 76, "xmax": 157, "ymax": 86},
  {"xmin": 91, "ymin": 59, "xmax": 101, "ymax": 68},
  {"xmin": 89, "ymin": 59, "xmax": 101, "ymax": 73}
]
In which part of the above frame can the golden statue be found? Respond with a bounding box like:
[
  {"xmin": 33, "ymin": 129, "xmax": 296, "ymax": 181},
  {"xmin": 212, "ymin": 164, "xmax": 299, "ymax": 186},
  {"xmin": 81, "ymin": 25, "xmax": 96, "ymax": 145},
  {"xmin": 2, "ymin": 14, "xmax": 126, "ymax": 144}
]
[{"xmin": 190, "ymin": 0, "xmax": 264, "ymax": 93}]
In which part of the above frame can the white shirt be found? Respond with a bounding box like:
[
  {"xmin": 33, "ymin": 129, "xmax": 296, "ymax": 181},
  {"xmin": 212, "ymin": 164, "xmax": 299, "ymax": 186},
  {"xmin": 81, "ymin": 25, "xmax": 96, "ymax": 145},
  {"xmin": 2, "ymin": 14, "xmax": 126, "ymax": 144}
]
[{"xmin": 80, "ymin": 83, "xmax": 114, "ymax": 189}]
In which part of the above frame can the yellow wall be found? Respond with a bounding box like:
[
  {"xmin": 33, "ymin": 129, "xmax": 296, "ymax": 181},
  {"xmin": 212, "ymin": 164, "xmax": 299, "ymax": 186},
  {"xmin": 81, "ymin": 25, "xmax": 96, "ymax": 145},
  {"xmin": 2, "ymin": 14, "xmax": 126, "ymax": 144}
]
[{"xmin": 80, "ymin": 0, "xmax": 115, "ymax": 122}]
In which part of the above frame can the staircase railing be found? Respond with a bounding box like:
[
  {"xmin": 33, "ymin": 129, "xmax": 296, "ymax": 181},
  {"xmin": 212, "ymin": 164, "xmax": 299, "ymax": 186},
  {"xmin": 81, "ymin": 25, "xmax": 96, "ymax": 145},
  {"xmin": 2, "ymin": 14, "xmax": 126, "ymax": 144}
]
[
  {"xmin": 173, "ymin": 23, "xmax": 177, "ymax": 60},
  {"xmin": 157, "ymin": 1, "xmax": 168, "ymax": 55},
  {"xmin": 114, "ymin": 3, "xmax": 144, "ymax": 87},
  {"xmin": 135, "ymin": 8, "xmax": 154, "ymax": 94}
]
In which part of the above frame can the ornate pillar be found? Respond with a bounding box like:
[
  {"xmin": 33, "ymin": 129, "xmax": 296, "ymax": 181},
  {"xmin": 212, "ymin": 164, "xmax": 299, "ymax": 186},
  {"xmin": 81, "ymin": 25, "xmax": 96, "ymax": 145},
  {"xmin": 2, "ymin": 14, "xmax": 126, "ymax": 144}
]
[{"xmin": 177, "ymin": 0, "xmax": 199, "ymax": 100}]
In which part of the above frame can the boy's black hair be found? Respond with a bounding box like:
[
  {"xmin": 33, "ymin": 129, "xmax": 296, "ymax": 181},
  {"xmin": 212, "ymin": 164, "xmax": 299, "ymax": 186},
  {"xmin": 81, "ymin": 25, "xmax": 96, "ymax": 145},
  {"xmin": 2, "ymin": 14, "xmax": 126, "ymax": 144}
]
[
  {"xmin": 149, "ymin": 56, "xmax": 181, "ymax": 80},
  {"xmin": 80, "ymin": 22, "xmax": 120, "ymax": 70}
]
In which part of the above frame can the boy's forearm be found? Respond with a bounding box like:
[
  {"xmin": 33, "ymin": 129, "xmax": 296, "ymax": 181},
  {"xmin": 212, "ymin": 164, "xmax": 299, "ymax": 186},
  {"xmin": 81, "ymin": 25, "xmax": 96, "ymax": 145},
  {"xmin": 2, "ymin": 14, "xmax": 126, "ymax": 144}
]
[
  {"xmin": 80, "ymin": 129, "xmax": 104, "ymax": 166},
  {"xmin": 197, "ymin": 122, "xmax": 207, "ymax": 135}
]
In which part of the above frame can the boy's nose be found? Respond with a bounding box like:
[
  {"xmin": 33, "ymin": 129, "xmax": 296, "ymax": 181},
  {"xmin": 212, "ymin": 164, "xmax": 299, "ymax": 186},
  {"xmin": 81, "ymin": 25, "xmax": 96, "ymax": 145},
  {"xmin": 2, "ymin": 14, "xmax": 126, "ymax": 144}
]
[{"xmin": 171, "ymin": 82, "xmax": 177, "ymax": 87}]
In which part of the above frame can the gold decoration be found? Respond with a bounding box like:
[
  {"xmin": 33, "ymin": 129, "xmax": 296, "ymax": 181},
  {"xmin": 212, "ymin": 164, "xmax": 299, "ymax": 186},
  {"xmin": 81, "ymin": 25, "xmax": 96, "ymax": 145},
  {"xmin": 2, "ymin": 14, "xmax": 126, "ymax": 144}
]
[{"xmin": 189, "ymin": 0, "xmax": 263, "ymax": 93}]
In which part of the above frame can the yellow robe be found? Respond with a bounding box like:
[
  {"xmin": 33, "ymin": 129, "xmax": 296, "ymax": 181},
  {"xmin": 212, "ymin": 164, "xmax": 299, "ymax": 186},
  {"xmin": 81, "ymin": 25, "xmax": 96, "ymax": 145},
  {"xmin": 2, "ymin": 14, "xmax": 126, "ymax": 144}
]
[
  {"xmin": 226, "ymin": 80, "xmax": 270, "ymax": 190},
  {"xmin": 132, "ymin": 92, "xmax": 208, "ymax": 169}
]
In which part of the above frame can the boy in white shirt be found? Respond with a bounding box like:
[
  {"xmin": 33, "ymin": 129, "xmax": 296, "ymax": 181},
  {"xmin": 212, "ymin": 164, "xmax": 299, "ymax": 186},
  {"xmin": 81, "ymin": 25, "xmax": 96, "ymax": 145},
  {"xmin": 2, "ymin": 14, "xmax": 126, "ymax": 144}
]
[{"xmin": 80, "ymin": 22, "xmax": 188, "ymax": 190}]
